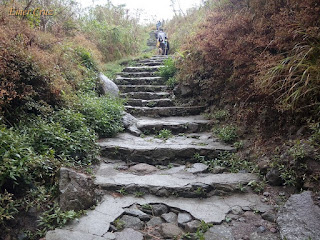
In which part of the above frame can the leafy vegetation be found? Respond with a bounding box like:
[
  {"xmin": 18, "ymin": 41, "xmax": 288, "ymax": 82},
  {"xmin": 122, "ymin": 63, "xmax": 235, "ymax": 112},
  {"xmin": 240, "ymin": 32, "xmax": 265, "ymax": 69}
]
[
  {"xmin": 0, "ymin": 0, "xmax": 149, "ymax": 236},
  {"xmin": 157, "ymin": 58, "xmax": 177, "ymax": 80},
  {"xmin": 155, "ymin": 129, "xmax": 173, "ymax": 140},
  {"xmin": 213, "ymin": 125, "xmax": 238, "ymax": 143}
]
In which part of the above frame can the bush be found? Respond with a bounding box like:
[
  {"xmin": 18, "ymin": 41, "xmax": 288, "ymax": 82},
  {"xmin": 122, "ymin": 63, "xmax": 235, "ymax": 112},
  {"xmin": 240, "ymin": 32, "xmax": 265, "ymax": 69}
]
[
  {"xmin": 214, "ymin": 125, "xmax": 238, "ymax": 143},
  {"xmin": 20, "ymin": 113, "xmax": 98, "ymax": 165},
  {"xmin": 77, "ymin": 95, "xmax": 124, "ymax": 137},
  {"xmin": 157, "ymin": 58, "xmax": 177, "ymax": 80}
]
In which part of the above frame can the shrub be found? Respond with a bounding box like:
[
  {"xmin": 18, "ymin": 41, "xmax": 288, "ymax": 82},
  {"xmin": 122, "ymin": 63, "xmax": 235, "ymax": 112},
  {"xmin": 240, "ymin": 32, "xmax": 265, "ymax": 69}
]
[
  {"xmin": 77, "ymin": 95, "xmax": 124, "ymax": 137},
  {"xmin": 213, "ymin": 125, "xmax": 238, "ymax": 143},
  {"xmin": 157, "ymin": 58, "xmax": 177, "ymax": 80},
  {"xmin": 166, "ymin": 77, "xmax": 177, "ymax": 89}
]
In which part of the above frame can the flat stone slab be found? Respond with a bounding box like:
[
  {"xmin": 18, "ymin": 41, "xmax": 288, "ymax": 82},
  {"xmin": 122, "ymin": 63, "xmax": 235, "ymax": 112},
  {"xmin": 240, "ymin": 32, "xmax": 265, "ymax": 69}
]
[
  {"xmin": 121, "ymin": 91, "xmax": 170, "ymax": 100},
  {"xmin": 123, "ymin": 66, "xmax": 163, "ymax": 72},
  {"xmin": 114, "ymin": 77, "xmax": 165, "ymax": 85},
  {"xmin": 125, "ymin": 105, "xmax": 206, "ymax": 117},
  {"xmin": 117, "ymin": 72, "xmax": 157, "ymax": 78},
  {"xmin": 136, "ymin": 115, "xmax": 212, "ymax": 133},
  {"xmin": 98, "ymin": 132, "xmax": 234, "ymax": 164},
  {"xmin": 277, "ymin": 191, "xmax": 320, "ymax": 240},
  {"xmin": 118, "ymin": 85, "xmax": 168, "ymax": 93},
  {"xmin": 126, "ymin": 98, "xmax": 174, "ymax": 107},
  {"xmin": 95, "ymin": 162, "xmax": 257, "ymax": 196},
  {"xmin": 46, "ymin": 193, "xmax": 271, "ymax": 240}
]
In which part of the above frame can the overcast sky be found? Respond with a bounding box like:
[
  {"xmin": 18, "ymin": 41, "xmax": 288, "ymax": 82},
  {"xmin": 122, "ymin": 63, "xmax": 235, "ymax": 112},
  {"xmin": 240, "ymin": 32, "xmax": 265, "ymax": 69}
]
[{"xmin": 76, "ymin": 0, "xmax": 203, "ymax": 23}]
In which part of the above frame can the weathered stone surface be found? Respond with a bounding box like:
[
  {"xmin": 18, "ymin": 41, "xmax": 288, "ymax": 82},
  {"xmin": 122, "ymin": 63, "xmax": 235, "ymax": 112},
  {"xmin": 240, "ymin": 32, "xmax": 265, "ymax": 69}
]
[
  {"xmin": 147, "ymin": 217, "xmax": 164, "ymax": 227},
  {"xmin": 178, "ymin": 212, "xmax": 193, "ymax": 226},
  {"xmin": 231, "ymin": 206, "xmax": 244, "ymax": 215},
  {"xmin": 120, "ymin": 215, "xmax": 144, "ymax": 230},
  {"xmin": 204, "ymin": 225, "xmax": 235, "ymax": 240},
  {"xmin": 46, "ymin": 229, "xmax": 107, "ymax": 240},
  {"xmin": 152, "ymin": 204, "xmax": 169, "ymax": 216},
  {"xmin": 99, "ymin": 73, "xmax": 119, "ymax": 97},
  {"xmin": 121, "ymin": 91, "xmax": 170, "ymax": 100},
  {"xmin": 59, "ymin": 167, "xmax": 96, "ymax": 211},
  {"xmin": 118, "ymin": 85, "xmax": 168, "ymax": 93},
  {"xmin": 277, "ymin": 191, "xmax": 320, "ymax": 240},
  {"xmin": 186, "ymin": 163, "xmax": 208, "ymax": 174},
  {"xmin": 161, "ymin": 212, "xmax": 177, "ymax": 223},
  {"xmin": 114, "ymin": 228, "xmax": 143, "ymax": 240},
  {"xmin": 161, "ymin": 223, "xmax": 184, "ymax": 238},
  {"xmin": 261, "ymin": 211, "xmax": 276, "ymax": 222},
  {"xmin": 174, "ymin": 84, "xmax": 192, "ymax": 97},
  {"xmin": 114, "ymin": 76, "xmax": 165, "ymax": 86},
  {"xmin": 129, "ymin": 163, "xmax": 158, "ymax": 174},
  {"xmin": 95, "ymin": 163, "xmax": 257, "ymax": 197},
  {"xmin": 123, "ymin": 208, "xmax": 149, "ymax": 219},
  {"xmin": 185, "ymin": 220, "xmax": 201, "ymax": 233},
  {"xmin": 121, "ymin": 112, "xmax": 142, "ymax": 136},
  {"xmin": 266, "ymin": 168, "xmax": 283, "ymax": 186},
  {"xmin": 125, "ymin": 106, "xmax": 206, "ymax": 118},
  {"xmin": 249, "ymin": 232, "xmax": 279, "ymax": 240},
  {"xmin": 136, "ymin": 115, "xmax": 212, "ymax": 134},
  {"xmin": 98, "ymin": 132, "xmax": 235, "ymax": 164}
]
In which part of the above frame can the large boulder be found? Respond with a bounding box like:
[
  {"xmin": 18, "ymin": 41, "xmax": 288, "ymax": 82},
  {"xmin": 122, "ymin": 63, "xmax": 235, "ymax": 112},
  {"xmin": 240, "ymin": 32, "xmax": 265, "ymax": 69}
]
[
  {"xmin": 98, "ymin": 73, "xmax": 119, "ymax": 97},
  {"xmin": 277, "ymin": 191, "xmax": 320, "ymax": 240},
  {"xmin": 59, "ymin": 167, "xmax": 97, "ymax": 211}
]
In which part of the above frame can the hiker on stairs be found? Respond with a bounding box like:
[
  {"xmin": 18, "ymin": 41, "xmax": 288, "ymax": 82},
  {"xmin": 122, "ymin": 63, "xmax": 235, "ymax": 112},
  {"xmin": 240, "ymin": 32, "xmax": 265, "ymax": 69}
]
[{"xmin": 157, "ymin": 28, "xmax": 170, "ymax": 55}]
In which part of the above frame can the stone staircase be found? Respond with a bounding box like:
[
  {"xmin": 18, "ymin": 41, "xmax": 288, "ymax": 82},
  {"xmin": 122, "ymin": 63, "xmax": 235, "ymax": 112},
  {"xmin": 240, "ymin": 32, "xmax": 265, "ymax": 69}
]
[{"xmin": 46, "ymin": 56, "xmax": 279, "ymax": 240}]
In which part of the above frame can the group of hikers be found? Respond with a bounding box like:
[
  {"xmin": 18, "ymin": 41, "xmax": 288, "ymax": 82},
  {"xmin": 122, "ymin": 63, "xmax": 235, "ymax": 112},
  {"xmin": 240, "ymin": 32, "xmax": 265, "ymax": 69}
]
[{"xmin": 155, "ymin": 20, "xmax": 169, "ymax": 55}]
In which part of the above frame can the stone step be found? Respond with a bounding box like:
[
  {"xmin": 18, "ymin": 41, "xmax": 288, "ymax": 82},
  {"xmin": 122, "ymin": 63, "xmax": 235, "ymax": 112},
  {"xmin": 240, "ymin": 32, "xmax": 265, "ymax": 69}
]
[
  {"xmin": 136, "ymin": 116, "xmax": 213, "ymax": 134},
  {"xmin": 121, "ymin": 92, "xmax": 171, "ymax": 100},
  {"xmin": 98, "ymin": 132, "xmax": 235, "ymax": 165},
  {"xmin": 114, "ymin": 77, "xmax": 165, "ymax": 85},
  {"xmin": 125, "ymin": 106, "xmax": 205, "ymax": 117},
  {"xmin": 126, "ymin": 98, "xmax": 174, "ymax": 107},
  {"xmin": 118, "ymin": 72, "xmax": 158, "ymax": 78},
  {"xmin": 136, "ymin": 61, "xmax": 164, "ymax": 66},
  {"xmin": 123, "ymin": 66, "xmax": 164, "ymax": 72},
  {"xmin": 118, "ymin": 85, "xmax": 168, "ymax": 93},
  {"xmin": 95, "ymin": 162, "xmax": 257, "ymax": 197},
  {"xmin": 46, "ymin": 192, "xmax": 272, "ymax": 240}
]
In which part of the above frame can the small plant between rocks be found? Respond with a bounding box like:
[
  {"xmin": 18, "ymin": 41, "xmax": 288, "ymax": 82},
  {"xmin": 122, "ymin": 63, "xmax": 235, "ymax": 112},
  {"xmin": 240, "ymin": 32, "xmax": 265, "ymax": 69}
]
[{"xmin": 155, "ymin": 129, "xmax": 173, "ymax": 140}]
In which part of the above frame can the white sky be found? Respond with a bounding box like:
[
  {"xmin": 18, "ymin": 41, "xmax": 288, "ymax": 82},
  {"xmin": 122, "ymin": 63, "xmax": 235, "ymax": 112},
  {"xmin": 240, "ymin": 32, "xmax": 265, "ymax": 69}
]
[{"xmin": 76, "ymin": 0, "xmax": 203, "ymax": 24}]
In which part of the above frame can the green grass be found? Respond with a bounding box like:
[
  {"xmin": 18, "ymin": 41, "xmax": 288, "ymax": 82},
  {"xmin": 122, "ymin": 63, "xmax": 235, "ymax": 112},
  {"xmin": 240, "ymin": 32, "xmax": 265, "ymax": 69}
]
[
  {"xmin": 213, "ymin": 125, "xmax": 238, "ymax": 143},
  {"xmin": 155, "ymin": 129, "xmax": 173, "ymax": 140}
]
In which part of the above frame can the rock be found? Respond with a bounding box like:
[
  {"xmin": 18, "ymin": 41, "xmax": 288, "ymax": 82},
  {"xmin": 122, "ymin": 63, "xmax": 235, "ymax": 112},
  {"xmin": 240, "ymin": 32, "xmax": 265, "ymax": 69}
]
[
  {"xmin": 186, "ymin": 163, "xmax": 208, "ymax": 174},
  {"xmin": 155, "ymin": 188, "xmax": 170, "ymax": 197},
  {"xmin": 211, "ymin": 166, "xmax": 226, "ymax": 174},
  {"xmin": 277, "ymin": 191, "xmax": 320, "ymax": 240},
  {"xmin": 120, "ymin": 215, "xmax": 144, "ymax": 230},
  {"xmin": 99, "ymin": 72, "xmax": 119, "ymax": 97},
  {"xmin": 161, "ymin": 223, "xmax": 184, "ymax": 238},
  {"xmin": 204, "ymin": 225, "xmax": 234, "ymax": 240},
  {"xmin": 147, "ymin": 217, "xmax": 164, "ymax": 227},
  {"xmin": 261, "ymin": 211, "xmax": 276, "ymax": 222},
  {"xmin": 129, "ymin": 163, "xmax": 158, "ymax": 174},
  {"xmin": 266, "ymin": 168, "xmax": 283, "ymax": 186},
  {"xmin": 123, "ymin": 208, "xmax": 149, "ymax": 220},
  {"xmin": 270, "ymin": 228, "xmax": 277, "ymax": 233},
  {"xmin": 185, "ymin": 220, "xmax": 201, "ymax": 233},
  {"xmin": 249, "ymin": 232, "xmax": 279, "ymax": 240},
  {"xmin": 161, "ymin": 212, "xmax": 177, "ymax": 223},
  {"xmin": 152, "ymin": 204, "xmax": 169, "ymax": 216},
  {"xmin": 263, "ymin": 192, "xmax": 270, "ymax": 197},
  {"xmin": 231, "ymin": 206, "xmax": 243, "ymax": 215},
  {"xmin": 114, "ymin": 228, "xmax": 143, "ymax": 240},
  {"xmin": 121, "ymin": 112, "xmax": 142, "ymax": 136},
  {"xmin": 257, "ymin": 226, "xmax": 266, "ymax": 233},
  {"xmin": 242, "ymin": 206, "xmax": 251, "ymax": 211},
  {"xmin": 59, "ymin": 167, "xmax": 96, "ymax": 211},
  {"xmin": 104, "ymin": 233, "xmax": 116, "ymax": 240},
  {"xmin": 178, "ymin": 212, "xmax": 193, "ymax": 227}
]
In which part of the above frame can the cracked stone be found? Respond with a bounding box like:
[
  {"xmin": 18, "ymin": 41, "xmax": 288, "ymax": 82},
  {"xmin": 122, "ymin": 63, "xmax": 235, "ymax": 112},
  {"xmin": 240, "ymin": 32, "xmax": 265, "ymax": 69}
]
[
  {"xmin": 161, "ymin": 223, "xmax": 184, "ymax": 238},
  {"xmin": 123, "ymin": 208, "xmax": 149, "ymax": 220},
  {"xmin": 185, "ymin": 220, "xmax": 201, "ymax": 233},
  {"xmin": 114, "ymin": 228, "xmax": 143, "ymax": 240},
  {"xmin": 178, "ymin": 212, "xmax": 193, "ymax": 227},
  {"xmin": 147, "ymin": 217, "xmax": 164, "ymax": 227},
  {"xmin": 261, "ymin": 211, "xmax": 276, "ymax": 223},
  {"xmin": 120, "ymin": 215, "xmax": 144, "ymax": 230},
  {"xmin": 231, "ymin": 206, "xmax": 244, "ymax": 215},
  {"xmin": 161, "ymin": 212, "xmax": 177, "ymax": 223},
  {"xmin": 152, "ymin": 204, "xmax": 169, "ymax": 216},
  {"xmin": 204, "ymin": 225, "xmax": 234, "ymax": 240}
]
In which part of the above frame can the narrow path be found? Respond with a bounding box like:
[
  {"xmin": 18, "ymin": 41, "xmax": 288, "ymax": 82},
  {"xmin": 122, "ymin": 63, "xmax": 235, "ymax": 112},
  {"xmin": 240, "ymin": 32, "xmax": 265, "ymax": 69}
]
[{"xmin": 46, "ymin": 56, "xmax": 280, "ymax": 240}]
